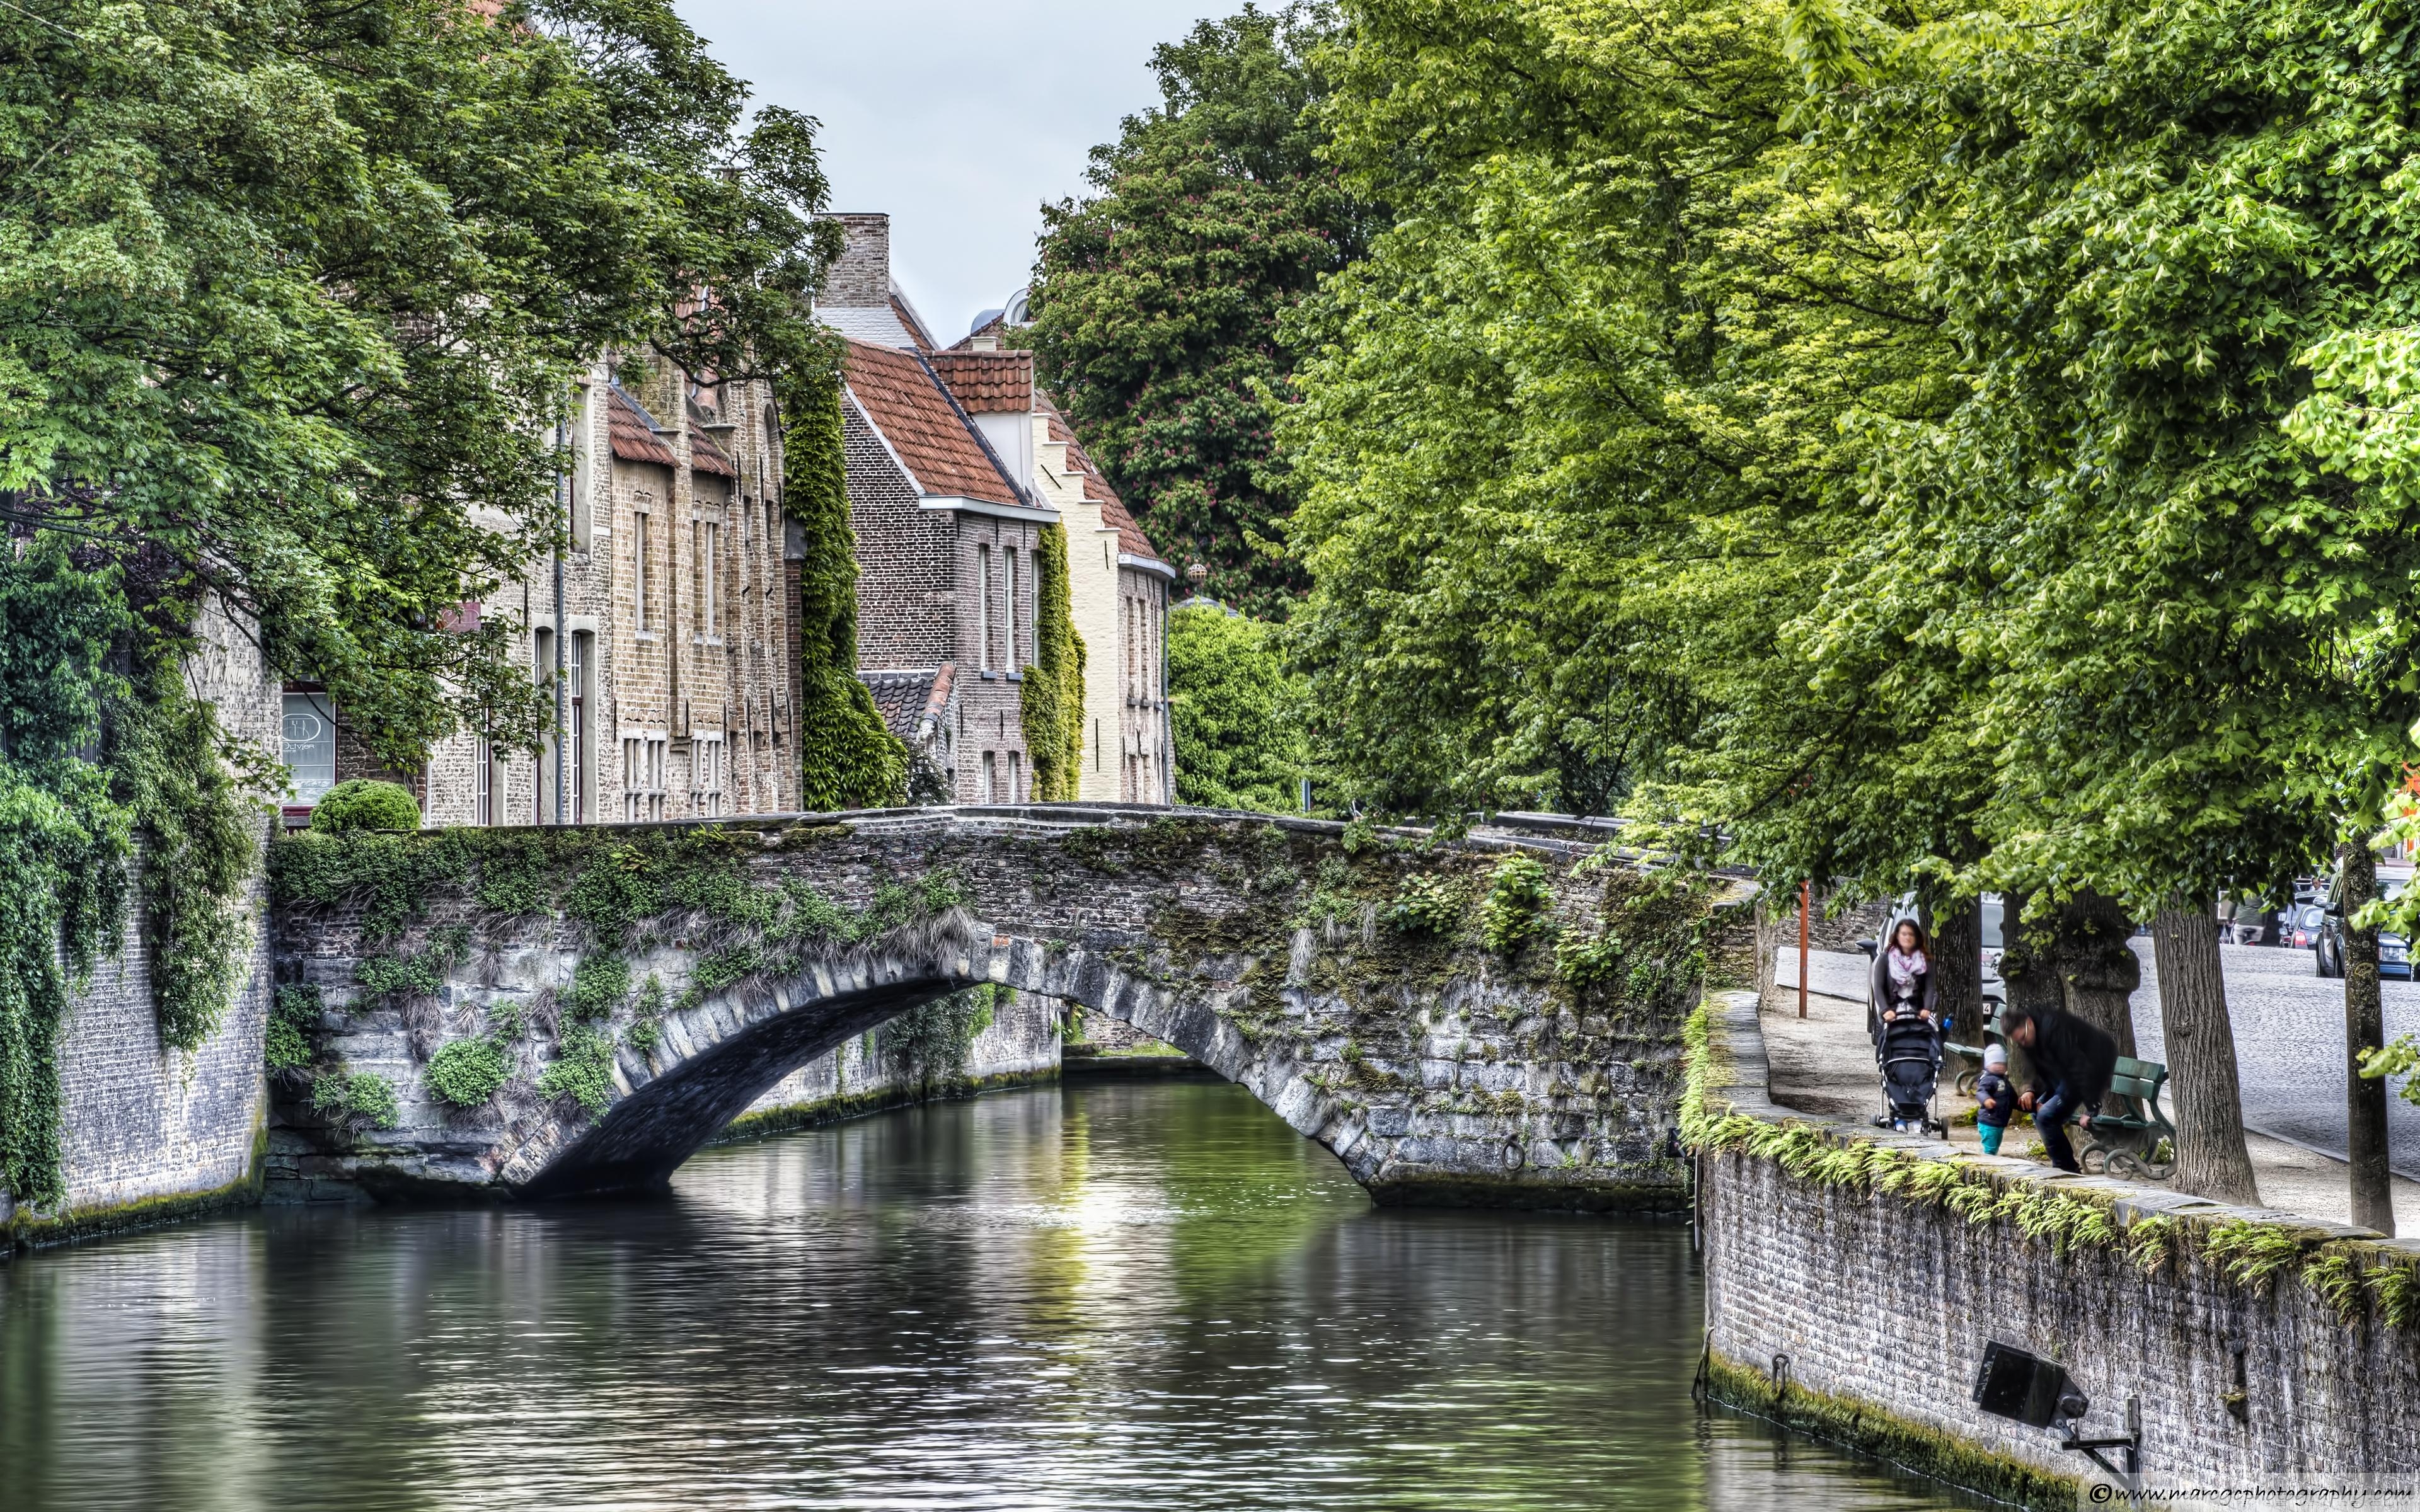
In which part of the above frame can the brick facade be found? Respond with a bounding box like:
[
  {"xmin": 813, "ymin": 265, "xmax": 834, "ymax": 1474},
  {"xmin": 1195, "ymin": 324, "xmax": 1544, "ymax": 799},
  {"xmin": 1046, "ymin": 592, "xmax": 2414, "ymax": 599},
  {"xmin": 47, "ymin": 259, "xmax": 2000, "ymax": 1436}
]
[{"xmin": 303, "ymin": 352, "xmax": 798, "ymax": 832}]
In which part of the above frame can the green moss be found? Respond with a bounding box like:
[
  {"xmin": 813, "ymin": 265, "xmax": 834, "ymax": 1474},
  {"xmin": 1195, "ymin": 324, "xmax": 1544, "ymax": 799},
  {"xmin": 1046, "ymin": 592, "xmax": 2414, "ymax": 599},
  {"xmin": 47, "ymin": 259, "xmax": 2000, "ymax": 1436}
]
[
  {"xmin": 265, "ymin": 983, "xmax": 321, "ymax": 1072},
  {"xmin": 355, "ymin": 953, "xmax": 442, "ymax": 1001},
  {"xmin": 425, "ymin": 1038, "xmax": 509, "ymax": 1109},
  {"xmin": 1479, "ymin": 852, "xmax": 1554, "ymax": 954},
  {"xmin": 538, "ymin": 1026, "xmax": 616, "ymax": 1116},
  {"xmin": 1384, "ymin": 872, "xmax": 1462, "ymax": 935},
  {"xmin": 563, "ymin": 954, "xmax": 630, "ymax": 1021},
  {"xmin": 311, "ymin": 1070, "xmax": 400, "ymax": 1131},
  {"xmin": 1704, "ymin": 1353, "xmax": 2079, "ymax": 1510}
]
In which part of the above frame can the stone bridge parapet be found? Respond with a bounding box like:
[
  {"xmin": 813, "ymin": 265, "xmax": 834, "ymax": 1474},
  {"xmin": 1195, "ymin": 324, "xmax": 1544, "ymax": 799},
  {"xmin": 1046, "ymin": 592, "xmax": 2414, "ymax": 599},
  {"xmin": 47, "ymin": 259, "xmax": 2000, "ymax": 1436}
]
[{"xmin": 267, "ymin": 805, "xmax": 1736, "ymax": 1207}]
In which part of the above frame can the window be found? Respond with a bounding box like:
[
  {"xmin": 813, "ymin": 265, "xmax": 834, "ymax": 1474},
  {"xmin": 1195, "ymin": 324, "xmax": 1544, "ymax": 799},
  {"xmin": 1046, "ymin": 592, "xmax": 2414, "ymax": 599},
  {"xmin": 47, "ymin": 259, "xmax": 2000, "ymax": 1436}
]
[
  {"xmin": 1008, "ymin": 750, "xmax": 1022, "ymax": 803},
  {"xmin": 698, "ymin": 520, "xmax": 719, "ymax": 639},
  {"xmin": 1004, "ymin": 547, "xmax": 1020, "ymax": 668},
  {"xmin": 982, "ymin": 750, "xmax": 998, "ymax": 803},
  {"xmin": 1094, "ymin": 718, "xmax": 1103, "ymax": 772},
  {"xmin": 281, "ymin": 692, "xmax": 337, "ymax": 805},
  {"xmin": 695, "ymin": 734, "xmax": 724, "ymax": 818},
  {"xmin": 623, "ymin": 734, "xmax": 668, "ymax": 822},
  {"xmin": 976, "ymin": 544, "xmax": 993, "ymax": 670},
  {"xmin": 475, "ymin": 730, "xmax": 495, "ymax": 827},
  {"xmin": 533, "ymin": 627, "xmax": 555, "ymax": 823},
  {"xmin": 568, "ymin": 386, "xmax": 594, "ymax": 548},
  {"xmin": 633, "ymin": 510, "xmax": 650, "ymax": 631},
  {"xmin": 568, "ymin": 632, "xmax": 591, "ymax": 824}
]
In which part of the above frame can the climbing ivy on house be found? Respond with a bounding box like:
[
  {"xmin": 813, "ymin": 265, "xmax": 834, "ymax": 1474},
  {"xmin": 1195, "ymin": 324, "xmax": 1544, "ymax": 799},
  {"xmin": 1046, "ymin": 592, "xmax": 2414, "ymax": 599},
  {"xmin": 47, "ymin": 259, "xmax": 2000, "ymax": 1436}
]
[
  {"xmin": 0, "ymin": 537, "xmax": 261, "ymax": 1207},
  {"xmin": 782, "ymin": 368, "xmax": 909, "ymax": 810},
  {"xmin": 1021, "ymin": 522, "xmax": 1086, "ymax": 800}
]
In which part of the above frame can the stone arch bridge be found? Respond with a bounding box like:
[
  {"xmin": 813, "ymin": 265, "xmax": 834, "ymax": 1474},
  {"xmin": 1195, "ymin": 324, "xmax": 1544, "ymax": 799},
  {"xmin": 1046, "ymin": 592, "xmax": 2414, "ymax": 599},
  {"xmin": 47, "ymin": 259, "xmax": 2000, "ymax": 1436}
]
[{"xmin": 269, "ymin": 806, "xmax": 1736, "ymax": 1210}]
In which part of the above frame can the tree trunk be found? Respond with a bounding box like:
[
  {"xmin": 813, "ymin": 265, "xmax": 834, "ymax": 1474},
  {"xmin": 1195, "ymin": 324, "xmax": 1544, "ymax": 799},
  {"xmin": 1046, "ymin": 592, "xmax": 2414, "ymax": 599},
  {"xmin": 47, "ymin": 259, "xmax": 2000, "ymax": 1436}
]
[
  {"xmin": 2150, "ymin": 902, "xmax": 2261, "ymax": 1205},
  {"xmin": 1933, "ymin": 896, "xmax": 1984, "ymax": 1043},
  {"xmin": 1995, "ymin": 889, "xmax": 2049, "ymax": 1094},
  {"xmin": 2342, "ymin": 845, "xmax": 2396, "ymax": 1236},
  {"xmin": 2052, "ymin": 890, "xmax": 2139, "ymax": 1061}
]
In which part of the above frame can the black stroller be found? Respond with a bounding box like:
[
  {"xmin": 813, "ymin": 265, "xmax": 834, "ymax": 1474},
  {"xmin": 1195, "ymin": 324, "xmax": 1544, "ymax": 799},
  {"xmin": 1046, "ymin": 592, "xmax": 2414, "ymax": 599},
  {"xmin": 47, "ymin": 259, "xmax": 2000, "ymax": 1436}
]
[{"xmin": 1872, "ymin": 1011, "xmax": 1948, "ymax": 1137}]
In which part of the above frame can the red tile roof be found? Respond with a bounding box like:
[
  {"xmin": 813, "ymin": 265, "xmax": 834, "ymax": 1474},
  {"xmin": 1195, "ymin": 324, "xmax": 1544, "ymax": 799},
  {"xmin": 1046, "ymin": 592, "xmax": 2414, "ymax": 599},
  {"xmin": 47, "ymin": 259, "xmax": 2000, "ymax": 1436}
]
[
  {"xmin": 1039, "ymin": 392, "xmax": 1167, "ymax": 568},
  {"xmin": 842, "ymin": 341, "xmax": 1023, "ymax": 506},
  {"xmin": 925, "ymin": 351, "xmax": 1033, "ymax": 413},
  {"xmin": 608, "ymin": 386, "xmax": 676, "ymax": 469},
  {"xmin": 686, "ymin": 398, "xmax": 737, "ymax": 478}
]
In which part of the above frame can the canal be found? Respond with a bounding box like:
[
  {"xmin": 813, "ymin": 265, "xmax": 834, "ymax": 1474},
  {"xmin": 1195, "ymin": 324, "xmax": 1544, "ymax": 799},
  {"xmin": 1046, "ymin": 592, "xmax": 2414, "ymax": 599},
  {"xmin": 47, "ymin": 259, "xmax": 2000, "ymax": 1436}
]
[{"xmin": 1, "ymin": 1077, "xmax": 1974, "ymax": 1509}]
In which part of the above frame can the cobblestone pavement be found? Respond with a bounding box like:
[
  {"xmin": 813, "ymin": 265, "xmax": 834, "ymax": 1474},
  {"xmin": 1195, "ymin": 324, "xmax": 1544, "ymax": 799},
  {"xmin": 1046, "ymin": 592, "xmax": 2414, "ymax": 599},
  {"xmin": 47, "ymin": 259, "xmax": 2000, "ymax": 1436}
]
[
  {"xmin": 2130, "ymin": 939, "xmax": 2420, "ymax": 1180},
  {"xmin": 1789, "ymin": 941, "xmax": 2420, "ymax": 1177}
]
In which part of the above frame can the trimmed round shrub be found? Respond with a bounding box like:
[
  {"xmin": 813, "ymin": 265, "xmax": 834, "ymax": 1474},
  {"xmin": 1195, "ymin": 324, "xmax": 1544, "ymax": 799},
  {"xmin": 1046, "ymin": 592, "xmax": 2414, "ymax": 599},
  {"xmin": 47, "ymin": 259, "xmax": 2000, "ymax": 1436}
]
[
  {"xmin": 309, "ymin": 779, "xmax": 421, "ymax": 833},
  {"xmin": 425, "ymin": 1037, "xmax": 509, "ymax": 1109}
]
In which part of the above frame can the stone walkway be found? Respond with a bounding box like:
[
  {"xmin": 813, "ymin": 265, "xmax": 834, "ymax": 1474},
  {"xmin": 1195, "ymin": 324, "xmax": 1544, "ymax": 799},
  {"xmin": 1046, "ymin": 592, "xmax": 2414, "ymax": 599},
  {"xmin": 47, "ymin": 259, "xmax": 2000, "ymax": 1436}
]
[{"xmin": 1758, "ymin": 971, "xmax": 2420, "ymax": 1232}]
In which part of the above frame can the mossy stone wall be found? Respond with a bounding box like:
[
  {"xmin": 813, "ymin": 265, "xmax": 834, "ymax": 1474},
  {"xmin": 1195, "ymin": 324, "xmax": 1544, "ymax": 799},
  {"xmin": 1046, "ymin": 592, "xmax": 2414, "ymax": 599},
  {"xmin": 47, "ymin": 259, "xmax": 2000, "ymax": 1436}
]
[
  {"xmin": 1693, "ymin": 989, "xmax": 2420, "ymax": 1503},
  {"xmin": 265, "ymin": 806, "xmax": 1732, "ymax": 1205}
]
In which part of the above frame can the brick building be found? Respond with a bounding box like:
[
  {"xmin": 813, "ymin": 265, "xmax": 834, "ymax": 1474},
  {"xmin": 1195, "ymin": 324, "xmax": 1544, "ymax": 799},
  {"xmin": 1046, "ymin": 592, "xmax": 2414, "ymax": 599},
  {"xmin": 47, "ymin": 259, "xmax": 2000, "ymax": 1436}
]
[
  {"xmin": 282, "ymin": 352, "xmax": 800, "ymax": 828},
  {"xmin": 822, "ymin": 213, "xmax": 1175, "ymax": 804}
]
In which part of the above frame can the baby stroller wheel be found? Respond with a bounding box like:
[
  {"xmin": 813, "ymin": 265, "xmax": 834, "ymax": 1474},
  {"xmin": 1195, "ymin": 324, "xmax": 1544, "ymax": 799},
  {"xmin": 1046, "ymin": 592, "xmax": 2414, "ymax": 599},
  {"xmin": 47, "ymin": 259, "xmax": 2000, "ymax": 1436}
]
[{"xmin": 1924, "ymin": 1118, "xmax": 1948, "ymax": 1140}]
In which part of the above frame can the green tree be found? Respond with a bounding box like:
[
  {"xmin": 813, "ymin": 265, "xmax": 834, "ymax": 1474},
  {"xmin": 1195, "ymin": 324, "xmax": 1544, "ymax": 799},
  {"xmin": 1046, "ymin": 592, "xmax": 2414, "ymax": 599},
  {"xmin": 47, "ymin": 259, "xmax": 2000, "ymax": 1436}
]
[
  {"xmin": 1027, "ymin": 3, "xmax": 1359, "ymax": 616},
  {"xmin": 2, "ymin": 0, "xmax": 841, "ymax": 762},
  {"xmin": 0, "ymin": 0, "xmax": 848, "ymax": 1203},
  {"xmin": 1168, "ymin": 604, "xmax": 1311, "ymax": 811},
  {"xmin": 1286, "ymin": 0, "xmax": 1960, "ymax": 837}
]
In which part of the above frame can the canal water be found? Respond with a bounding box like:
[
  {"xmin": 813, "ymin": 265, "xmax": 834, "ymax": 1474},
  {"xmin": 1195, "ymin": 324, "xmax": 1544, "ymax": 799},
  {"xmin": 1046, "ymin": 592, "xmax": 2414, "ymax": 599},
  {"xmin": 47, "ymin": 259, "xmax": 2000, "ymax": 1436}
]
[{"xmin": 1, "ymin": 1078, "xmax": 1974, "ymax": 1510}]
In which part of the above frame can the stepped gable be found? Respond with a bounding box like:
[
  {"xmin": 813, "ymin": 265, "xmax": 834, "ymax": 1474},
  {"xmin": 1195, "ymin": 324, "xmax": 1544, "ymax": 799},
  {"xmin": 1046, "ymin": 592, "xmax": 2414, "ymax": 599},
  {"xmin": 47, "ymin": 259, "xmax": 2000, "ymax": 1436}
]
[
  {"xmin": 1037, "ymin": 391, "xmax": 1167, "ymax": 568},
  {"xmin": 924, "ymin": 351, "xmax": 1032, "ymax": 414},
  {"xmin": 841, "ymin": 340, "xmax": 1023, "ymax": 507},
  {"xmin": 607, "ymin": 384, "xmax": 676, "ymax": 468}
]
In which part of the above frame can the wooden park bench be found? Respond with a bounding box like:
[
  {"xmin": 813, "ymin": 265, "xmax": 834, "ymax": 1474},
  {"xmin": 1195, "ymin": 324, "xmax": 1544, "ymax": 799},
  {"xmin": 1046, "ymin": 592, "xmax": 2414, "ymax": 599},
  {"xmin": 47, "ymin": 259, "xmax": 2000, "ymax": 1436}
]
[
  {"xmin": 2079, "ymin": 1057, "xmax": 2175, "ymax": 1182},
  {"xmin": 1944, "ymin": 1039, "xmax": 1988, "ymax": 1097}
]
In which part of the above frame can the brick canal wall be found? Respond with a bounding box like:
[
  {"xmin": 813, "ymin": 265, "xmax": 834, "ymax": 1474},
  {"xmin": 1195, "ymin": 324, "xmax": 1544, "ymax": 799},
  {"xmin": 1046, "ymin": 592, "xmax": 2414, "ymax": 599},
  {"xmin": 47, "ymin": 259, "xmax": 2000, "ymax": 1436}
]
[
  {"xmin": 2, "ymin": 607, "xmax": 281, "ymax": 1250},
  {"xmin": 1694, "ymin": 988, "xmax": 2420, "ymax": 1504}
]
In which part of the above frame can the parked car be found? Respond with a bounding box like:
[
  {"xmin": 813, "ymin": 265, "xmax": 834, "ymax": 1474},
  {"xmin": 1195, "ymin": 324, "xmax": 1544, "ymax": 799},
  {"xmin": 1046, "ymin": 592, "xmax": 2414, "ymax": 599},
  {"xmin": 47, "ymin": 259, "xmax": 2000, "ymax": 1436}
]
[
  {"xmin": 2316, "ymin": 864, "xmax": 2416, "ymax": 980},
  {"xmin": 2288, "ymin": 903, "xmax": 2325, "ymax": 950}
]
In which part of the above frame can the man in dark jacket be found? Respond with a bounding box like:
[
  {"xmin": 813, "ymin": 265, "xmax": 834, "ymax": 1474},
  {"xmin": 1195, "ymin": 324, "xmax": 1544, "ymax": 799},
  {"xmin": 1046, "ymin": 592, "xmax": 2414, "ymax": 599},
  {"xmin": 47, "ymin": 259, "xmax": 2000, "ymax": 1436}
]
[{"xmin": 2005, "ymin": 1004, "xmax": 2119, "ymax": 1173}]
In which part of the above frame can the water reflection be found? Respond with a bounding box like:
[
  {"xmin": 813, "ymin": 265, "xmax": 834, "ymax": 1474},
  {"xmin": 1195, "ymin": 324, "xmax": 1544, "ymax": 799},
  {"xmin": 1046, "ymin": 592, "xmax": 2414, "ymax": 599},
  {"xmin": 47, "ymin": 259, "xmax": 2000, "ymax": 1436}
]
[{"xmin": 2, "ymin": 1079, "xmax": 1975, "ymax": 1509}]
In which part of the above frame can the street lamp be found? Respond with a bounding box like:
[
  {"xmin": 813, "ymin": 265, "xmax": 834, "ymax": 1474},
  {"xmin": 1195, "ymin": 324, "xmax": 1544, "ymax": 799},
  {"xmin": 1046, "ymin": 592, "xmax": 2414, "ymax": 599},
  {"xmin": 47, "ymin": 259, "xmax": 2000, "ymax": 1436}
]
[{"xmin": 1973, "ymin": 1341, "xmax": 2141, "ymax": 1491}]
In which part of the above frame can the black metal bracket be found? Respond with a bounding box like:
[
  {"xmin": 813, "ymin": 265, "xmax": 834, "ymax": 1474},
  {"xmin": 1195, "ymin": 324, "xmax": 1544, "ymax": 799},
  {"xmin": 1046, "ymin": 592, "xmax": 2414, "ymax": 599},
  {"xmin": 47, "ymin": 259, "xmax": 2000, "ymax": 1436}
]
[{"xmin": 2060, "ymin": 1396, "xmax": 2141, "ymax": 1495}]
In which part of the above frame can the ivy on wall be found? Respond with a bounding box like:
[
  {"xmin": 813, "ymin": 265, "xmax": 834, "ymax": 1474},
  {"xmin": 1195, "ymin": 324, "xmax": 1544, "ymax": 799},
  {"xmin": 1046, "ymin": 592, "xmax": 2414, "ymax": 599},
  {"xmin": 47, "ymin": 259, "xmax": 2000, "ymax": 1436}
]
[
  {"xmin": 1681, "ymin": 1002, "xmax": 2420, "ymax": 1331},
  {"xmin": 0, "ymin": 538, "xmax": 261, "ymax": 1206},
  {"xmin": 1021, "ymin": 522, "xmax": 1086, "ymax": 800},
  {"xmin": 781, "ymin": 367, "xmax": 908, "ymax": 810}
]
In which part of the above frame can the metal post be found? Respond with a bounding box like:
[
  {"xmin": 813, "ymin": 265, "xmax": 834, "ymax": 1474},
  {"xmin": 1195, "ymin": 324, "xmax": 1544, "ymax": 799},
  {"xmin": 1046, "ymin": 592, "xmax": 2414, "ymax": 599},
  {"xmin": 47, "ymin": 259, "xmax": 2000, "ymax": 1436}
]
[
  {"xmin": 1799, "ymin": 879, "xmax": 1811, "ymax": 1019},
  {"xmin": 553, "ymin": 410, "xmax": 568, "ymax": 827}
]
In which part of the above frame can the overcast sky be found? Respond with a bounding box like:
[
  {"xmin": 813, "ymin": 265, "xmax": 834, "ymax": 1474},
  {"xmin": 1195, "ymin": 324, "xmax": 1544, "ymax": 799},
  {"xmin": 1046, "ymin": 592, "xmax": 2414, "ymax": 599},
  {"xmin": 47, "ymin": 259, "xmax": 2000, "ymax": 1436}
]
[{"xmin": 676, "ymin": 1, "xmax": 1230, "ymax": 345}]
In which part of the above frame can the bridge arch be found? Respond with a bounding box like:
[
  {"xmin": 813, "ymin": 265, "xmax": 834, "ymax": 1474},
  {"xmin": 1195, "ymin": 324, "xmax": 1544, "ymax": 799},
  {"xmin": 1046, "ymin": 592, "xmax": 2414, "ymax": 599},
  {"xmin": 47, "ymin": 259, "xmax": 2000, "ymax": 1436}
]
[{"xmin": 268, "ymin": 806, "xmax": 1717, "ymax": 1211}]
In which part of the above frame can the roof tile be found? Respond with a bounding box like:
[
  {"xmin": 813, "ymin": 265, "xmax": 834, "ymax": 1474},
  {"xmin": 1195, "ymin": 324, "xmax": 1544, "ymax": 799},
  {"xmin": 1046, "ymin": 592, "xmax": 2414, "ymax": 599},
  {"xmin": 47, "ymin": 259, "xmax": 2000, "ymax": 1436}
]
[
  {"xmin": 843, "ymin": 341, "xmax": 1025, "ymax": 507},
  {"xmin": 608, "ymin": 386, "xmax": 676, "ymax": 469},
  {"xmin": 925, "ymin": 351, "xmax": 1033, "ymax": 413}
]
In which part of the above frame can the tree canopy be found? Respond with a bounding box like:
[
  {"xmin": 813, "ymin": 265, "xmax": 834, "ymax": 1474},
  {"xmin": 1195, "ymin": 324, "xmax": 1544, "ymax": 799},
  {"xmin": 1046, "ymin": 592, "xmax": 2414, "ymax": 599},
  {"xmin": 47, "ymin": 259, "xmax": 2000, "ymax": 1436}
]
[{"xmin": 1027, "ymin": 2, "xmax": 1362, "ymax": 616}]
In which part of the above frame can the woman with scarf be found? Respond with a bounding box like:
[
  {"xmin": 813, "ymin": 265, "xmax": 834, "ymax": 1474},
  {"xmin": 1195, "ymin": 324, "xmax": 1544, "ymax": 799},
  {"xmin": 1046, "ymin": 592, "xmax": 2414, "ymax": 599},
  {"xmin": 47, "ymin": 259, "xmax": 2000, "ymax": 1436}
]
[{"xmin": 1869, "ymin": 918, "xmax": 1939, "ymax": 1037}]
